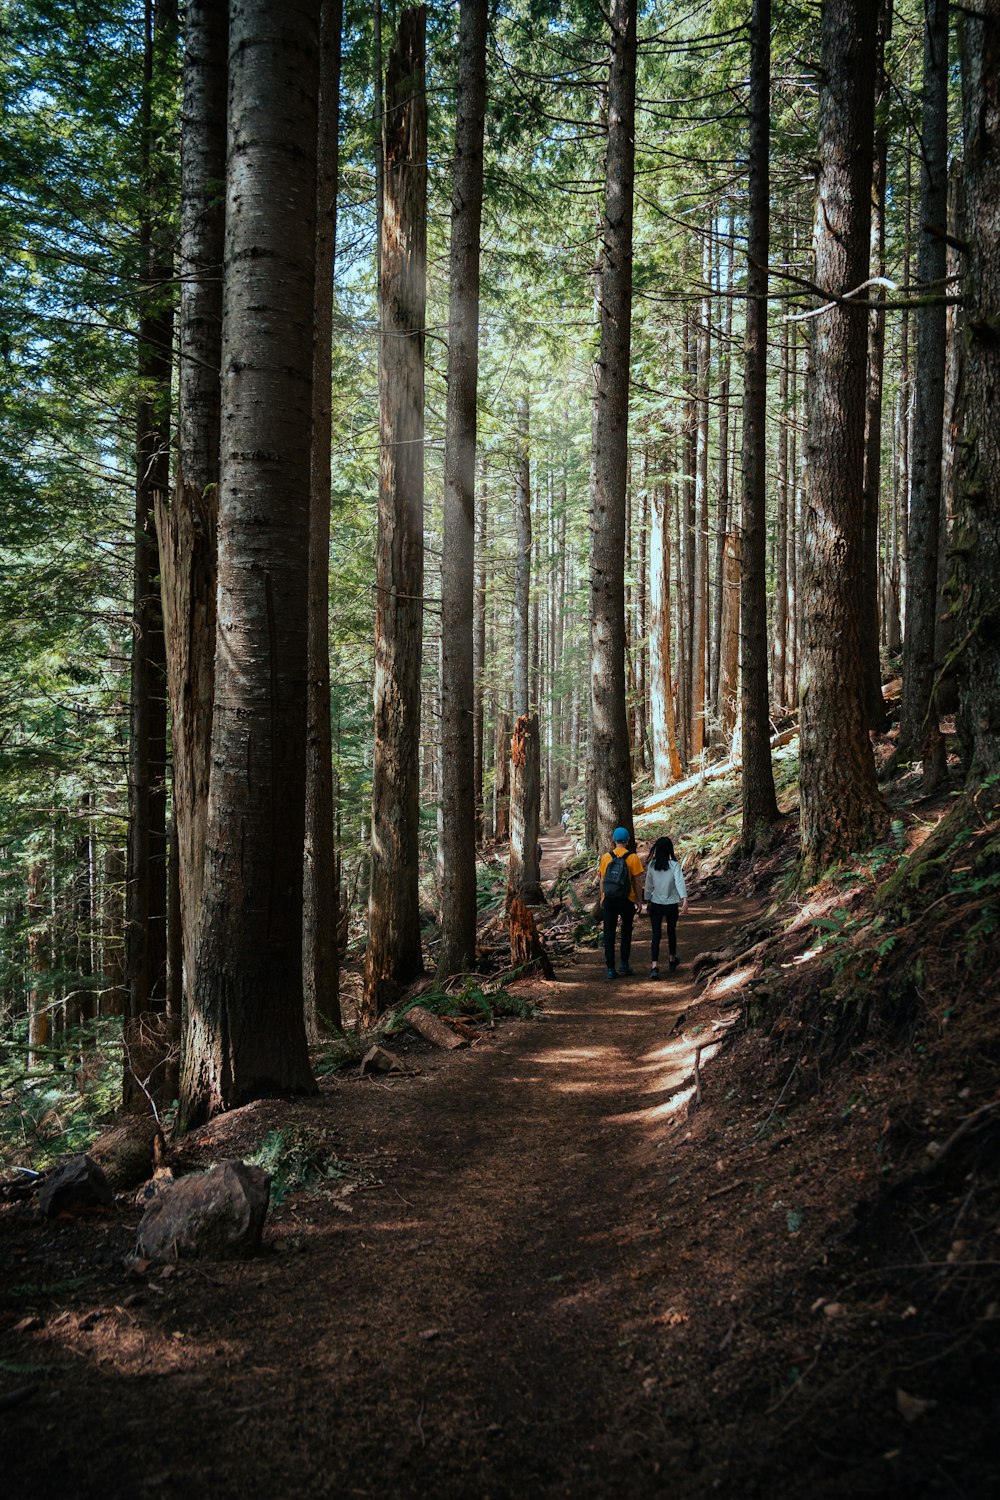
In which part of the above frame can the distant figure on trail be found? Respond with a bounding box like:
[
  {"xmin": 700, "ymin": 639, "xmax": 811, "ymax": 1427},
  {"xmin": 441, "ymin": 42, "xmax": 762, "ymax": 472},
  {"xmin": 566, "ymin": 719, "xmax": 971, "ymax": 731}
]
[
  {"xmin": 598, "ymin": 826, "xmax": 644, "ymax": 979},
  {"xmin": 643, "ymin": 835, "xmax": 689, "ymax": 978},
  {"xmin": 560, "ymin": 809, "xmax": 571, "ymax": 832}
]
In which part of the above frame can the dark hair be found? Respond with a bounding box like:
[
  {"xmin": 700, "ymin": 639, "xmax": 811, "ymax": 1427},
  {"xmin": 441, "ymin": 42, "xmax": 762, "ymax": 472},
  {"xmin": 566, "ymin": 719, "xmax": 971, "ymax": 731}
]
[{"xmin": 650, "ymin": 836, "xmax": 675, "ymax": 871}]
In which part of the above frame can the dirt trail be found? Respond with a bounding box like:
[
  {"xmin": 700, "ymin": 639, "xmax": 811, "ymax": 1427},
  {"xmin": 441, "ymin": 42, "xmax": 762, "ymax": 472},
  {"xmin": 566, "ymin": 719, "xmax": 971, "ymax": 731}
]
[{"xmin": 3, "ymin": 882, "xmax": 764, "ymax": 1500}]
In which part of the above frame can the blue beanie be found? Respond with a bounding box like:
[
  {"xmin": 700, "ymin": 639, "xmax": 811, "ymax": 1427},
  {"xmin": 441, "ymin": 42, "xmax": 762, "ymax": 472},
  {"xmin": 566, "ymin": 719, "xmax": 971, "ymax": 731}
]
[{"xmin": 613, "ymin": 826, "xmax": 629, "ymax": 843}]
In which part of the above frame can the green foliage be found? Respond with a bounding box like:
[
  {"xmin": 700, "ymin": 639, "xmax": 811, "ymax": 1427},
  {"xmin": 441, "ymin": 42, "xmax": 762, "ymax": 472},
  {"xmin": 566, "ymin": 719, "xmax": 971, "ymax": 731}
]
[
  {"xmin": 247, "ymin": 1127, "xmax": 349, "ymax": 1207},
  {"xmin": 389, "ymin": 979, "xmax": 538, "ymax": 1030},
  {"xmin": 0, "ymin": 1017, "xmax": 123, "ymax": 1171}
]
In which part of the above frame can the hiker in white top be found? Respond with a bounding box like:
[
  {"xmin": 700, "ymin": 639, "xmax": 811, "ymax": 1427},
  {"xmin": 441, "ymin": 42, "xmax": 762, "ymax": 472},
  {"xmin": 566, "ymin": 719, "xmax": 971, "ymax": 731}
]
[{"xmin": 643, "ymin": 835, "xmax": 689, "ymax": 978}]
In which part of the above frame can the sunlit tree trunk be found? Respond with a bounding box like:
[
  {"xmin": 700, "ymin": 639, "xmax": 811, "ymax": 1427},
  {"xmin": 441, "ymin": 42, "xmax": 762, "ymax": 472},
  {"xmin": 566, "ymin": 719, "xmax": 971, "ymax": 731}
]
[
  {"xmin": 304, "ymin": 0, "xmax": 344, "ymax": 1034},
  {"xmin": 740, "ymin": 0, "xmax": 780, "ymax": 851},
  {"xmin": 473, "ymin": 456, "xmax": 488, "ymax": 845},
  {"xmin": 589, "ymin": 0, "xmax": 637, "ymax": 847},
  {"xmin": 650, "ymin": 481, "xmax": 683, "ymax": 786},
  {"xmin": 719, "ymin": 531, "xmax": 741, "ymax": 746},
  {"xmin": 179, "ymin": 0, "xmax": 321, "ymax": 1126},
  {"xmin": 509, "ymin": 715, "xmax": 542, "ymax": 904},
  {"xmin": 126, "ymin": 0, "xmax": 176, "ymax": 1111},
  {"xmin": 860, "ymin": 0, "xmax": 892, "ymax": 733},
  {"xmin": 513, "ymin": 395, "xmax": 531, "ymax": 717},
  {"xmin": 799, "ymin": 0, "xmax": 888, "ymax": 875},
  {"xmin": 363, "ymin": 6, "xmax": 428, "ymax": 1021},
  {"xmin": 438, "ymin": 0, "xmax": 487, "ymax": 977},
  {"xmin": 899, "ymin": 0, "xmax": 949, "ymax": 786},
  {"xmin": 27, "ymin": 859, "xmax": 49, "ymax": 1072},
  {"xmin": 158, "ymin": 0, "xmax": 225, "ymax": 1029}
]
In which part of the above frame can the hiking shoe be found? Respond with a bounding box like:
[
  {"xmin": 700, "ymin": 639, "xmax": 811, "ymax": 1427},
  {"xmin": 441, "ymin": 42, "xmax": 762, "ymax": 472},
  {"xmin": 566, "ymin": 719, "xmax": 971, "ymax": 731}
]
[
  {"xmin": 606, "ymin": 967, "xmax": 617, "ymax": 980},
  {"xmin": 669, "ymin": 957, "xmax": 679, "ymax": 971},
  {"xmin": 649, "ymin": 966, "xmax": 659, "ymax": 980},
  {"xmin": 618, "ymin": 963, "xmax": 633, "ymax": 976}
]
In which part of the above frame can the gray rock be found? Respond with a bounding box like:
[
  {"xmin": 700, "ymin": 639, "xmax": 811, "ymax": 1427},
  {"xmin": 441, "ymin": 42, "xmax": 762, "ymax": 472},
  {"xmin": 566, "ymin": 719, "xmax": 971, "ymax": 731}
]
[
  {"xmin": 37, "ymin": 1155, "xmax": 113, "ymax": 1218},
  {"xmin": 135, "ymin": 1160, "xmax": 270, "ymax": 1263}
]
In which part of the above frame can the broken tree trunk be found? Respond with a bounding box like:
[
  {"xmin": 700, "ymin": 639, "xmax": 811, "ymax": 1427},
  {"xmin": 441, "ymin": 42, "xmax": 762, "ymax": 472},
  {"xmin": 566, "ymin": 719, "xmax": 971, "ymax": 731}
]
[{"xmin": 507, "ymin": 895, "xmax": 554, "ymax": 978}]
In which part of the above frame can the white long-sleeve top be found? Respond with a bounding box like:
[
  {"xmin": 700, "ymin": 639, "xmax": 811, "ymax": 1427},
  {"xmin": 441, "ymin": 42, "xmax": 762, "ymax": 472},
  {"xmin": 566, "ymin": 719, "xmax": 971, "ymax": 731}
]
[{"xmin": 643, "ymin": 858, "xmax": 688, "ymax": 906}]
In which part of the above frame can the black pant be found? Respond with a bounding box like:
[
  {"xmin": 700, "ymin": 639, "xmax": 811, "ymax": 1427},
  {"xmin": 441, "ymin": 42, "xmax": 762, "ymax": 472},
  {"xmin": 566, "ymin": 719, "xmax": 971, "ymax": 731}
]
[
  {"xmin": 603, "ymin": 897, "xmax": 635, "ymax": 970},
  {"xmin": 648, "ymin": 902, "xmax": 679, "ymax": 963}
]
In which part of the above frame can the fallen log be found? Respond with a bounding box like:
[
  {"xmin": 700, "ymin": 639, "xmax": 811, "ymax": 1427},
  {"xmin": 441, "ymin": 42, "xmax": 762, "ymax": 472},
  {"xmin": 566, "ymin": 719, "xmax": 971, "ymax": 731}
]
[
  {"xmin": 405, "ymin": 1005, "xmax": 466, "ymax": 1051},
  {"xmin": 634, "ymin": 725, "xmax": 799, "ymax": 816}
]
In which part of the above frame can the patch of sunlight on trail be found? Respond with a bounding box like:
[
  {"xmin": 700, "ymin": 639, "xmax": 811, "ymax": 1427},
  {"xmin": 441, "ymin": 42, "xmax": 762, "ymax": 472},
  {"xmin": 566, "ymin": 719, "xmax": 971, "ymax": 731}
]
[
  {"xmin": 604, "ymin": 1042, "xmax": 723, "ymax": 1127},
  {"xmin": 533, "ymin": 1045, "xmax": 618, "ymax": 1064}
]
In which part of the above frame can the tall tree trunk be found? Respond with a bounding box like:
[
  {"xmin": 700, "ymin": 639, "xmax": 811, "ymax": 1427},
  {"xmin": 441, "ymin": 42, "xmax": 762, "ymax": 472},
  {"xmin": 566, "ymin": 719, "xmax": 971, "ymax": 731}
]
[
  {"xmin": 363, "ymin": 6, "xmax": 428, "ymax": 1021},
  {"xmin": 799, "ymin": 0, "xmax": 888, "ymax": 876},
  {"xmin": 861, "ymin": 0, "xmax": 892, "ymax": 732},
  {"xmin": 158, "ymin": 0, "xmax": 225, "ymax": 1032},
  {"xmin": 179, "ymin": 0, "xmax": 321, "ymax": 1126},
  {"xmin": 589, "ymin": 0, "xmax": 637, "ymax": 848},
  {"xmin": 955, "ymin": 0, "xmax": 1000, "ymax": 783},
  {"xmin": 513, "ymin": 395, "xmax": 531, "ymax": 717},
  {"xmin": 508, "ymin": 715, "xmax": 543, "ymax": 904},
  {"xmin": 650, "ymin": 482, "xmax": 683, "ymax": 786},
  {"xmin": 27, "ymin": 859, "xmax": 49, "ymax": 1072},
  {"xmin": 494, "ymin": 707, "xmax": 511, "ymax": 841},
  {"xmin": 711, "ymin": 218, "xmax": 734, "ymax": 715},
  {"xmin": 304, "ymin": 0, "xmax": 344, "ymax": 1034},
  {"xmin": 102, "ymin": 843, "xmax": 126, "ymax": 1018},
  {"xmin": 438, "ymin": 0, "xmax": 487, "ymax": 977},
  {"xmin": 772, "ymin": 309, "xmax": 789, "ymax": 708},
  {"xmin": 473, "ymin": 455, "xmax": 488, "ymax": 845},
  {"xmin": 898, "ymin": 0, "xmax": 950, "ymax": 785},
  {"xmin": 636, "ymin": 457, "xmax": 648, "ymax": 771},
  {"xmin": 719, "ymin": 531, "xmax": 741, "ymax": 746},
  {"xmin": 740, "ymin": 0, "xmax": 780, "ymax": 851},
  {"xmin": 126, "ymin": 0, "xmax": 176, "ymax": 1111},
  {"xmin": 691, "ymin": 223, "xmax": 711, "ymax": 762}
]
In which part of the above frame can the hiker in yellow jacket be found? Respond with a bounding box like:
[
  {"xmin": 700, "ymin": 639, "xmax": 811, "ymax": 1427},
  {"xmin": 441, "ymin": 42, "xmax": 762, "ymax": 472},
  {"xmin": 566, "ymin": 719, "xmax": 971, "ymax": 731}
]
[{"xmin": 598, "ymin": 826, "xmax": 645, "ymax": 979}]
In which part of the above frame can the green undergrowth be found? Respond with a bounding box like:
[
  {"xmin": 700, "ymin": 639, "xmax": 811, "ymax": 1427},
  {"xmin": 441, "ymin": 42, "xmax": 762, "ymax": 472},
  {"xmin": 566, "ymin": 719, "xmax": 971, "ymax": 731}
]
[
  {"xmin": 247, "ymin": 1125, "xmax": 353, "ymax": 1205},
  {"xmin": 0, "ymin": 1017, "xmax": 123, "ymax": 1173},
  {"xmin": 741, "ymin": 785, "xmax": 1000, "ymax": 1065},
  {"xmin": 388, "ymin": 978, "xmax": 538, "ymax": 1030}
]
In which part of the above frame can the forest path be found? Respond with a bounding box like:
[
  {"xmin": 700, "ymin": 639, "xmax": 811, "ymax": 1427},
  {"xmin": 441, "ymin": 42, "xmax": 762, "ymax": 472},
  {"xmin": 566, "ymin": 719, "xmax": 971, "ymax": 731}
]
[{"xmin": 3, "ymin": 896, "xmax": 763, "ymax": 1500}]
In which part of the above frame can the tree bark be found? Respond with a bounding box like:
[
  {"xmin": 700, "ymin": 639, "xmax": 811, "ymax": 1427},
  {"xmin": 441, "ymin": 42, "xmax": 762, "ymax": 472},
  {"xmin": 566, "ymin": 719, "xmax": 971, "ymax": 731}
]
[
  {"xmin": 303, "ymin": 0, "xmax": 344, "ymax": 1035},
  {"xmin": 719, "ymin": 531, "xmax": 741, "ymax": 745},
  {"xmin": 126, "ymin": 0, "xmax": 175, "ymax": 1111},
  {"xmin": 898, "ymin": 0, "xmax": 950, "ymax": 784},
  {"xmin": 955, "ymin": 0, "xmax": 1000, "ymax": 783},
  {"xmin": 27, "ymin": 859, "xmax": 49, "ymax": 1072},
  {"xmin": 363, "ymin": 6, "xmax": 428, "ymax": 1021},
  {"xmin": 513, "ymin": 395, "xmax": 531, "ymax": 718},
  {"xmin": 179, "ymin": 0, "xmax": 321, "ymax": 1126},
  {"xmin": 739, "ymin": 0, "xmax": 780, "ymax": 851},
  {"xmin": 589, "ymin": 0, "xmax": 637, "ymax": 849},
  {"xmin": 158, "ymin": 0, "xmax": 225, "ymax": 1029},
  {"xmin": 494, "ymin": 706, "xmax": 511, "ymax": 842},
  {"xmin": 473, "ymin": 455, "xmax": 488, "ymax": 844},
  {"xmin": 799, "ymin": 0, "xmax": 888, "ymax": 876},
  {"xmin": 508, "ymin": 714, "xmax": 542, "ymax": 904},
  {"xmin": 691, "ymin": 221, "xmax": 711, "ymax": 761},
  {"xmin": 438, "ymin": 0, "xmax": 487, "ymax": 978},
  {"xmin": 860, "ymin": 0, "xmax": 892, "ymax": 733},
  {"xmin": 649, "ymin": 482, "xmax": 682, "ymax": 787}
]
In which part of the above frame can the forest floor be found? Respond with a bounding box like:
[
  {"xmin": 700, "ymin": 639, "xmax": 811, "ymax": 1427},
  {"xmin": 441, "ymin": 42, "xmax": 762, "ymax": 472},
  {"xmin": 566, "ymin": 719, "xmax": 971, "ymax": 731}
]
[{"xmin": 2, "ymin": 821, "xmax": 1000, "ymax": 1498}]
